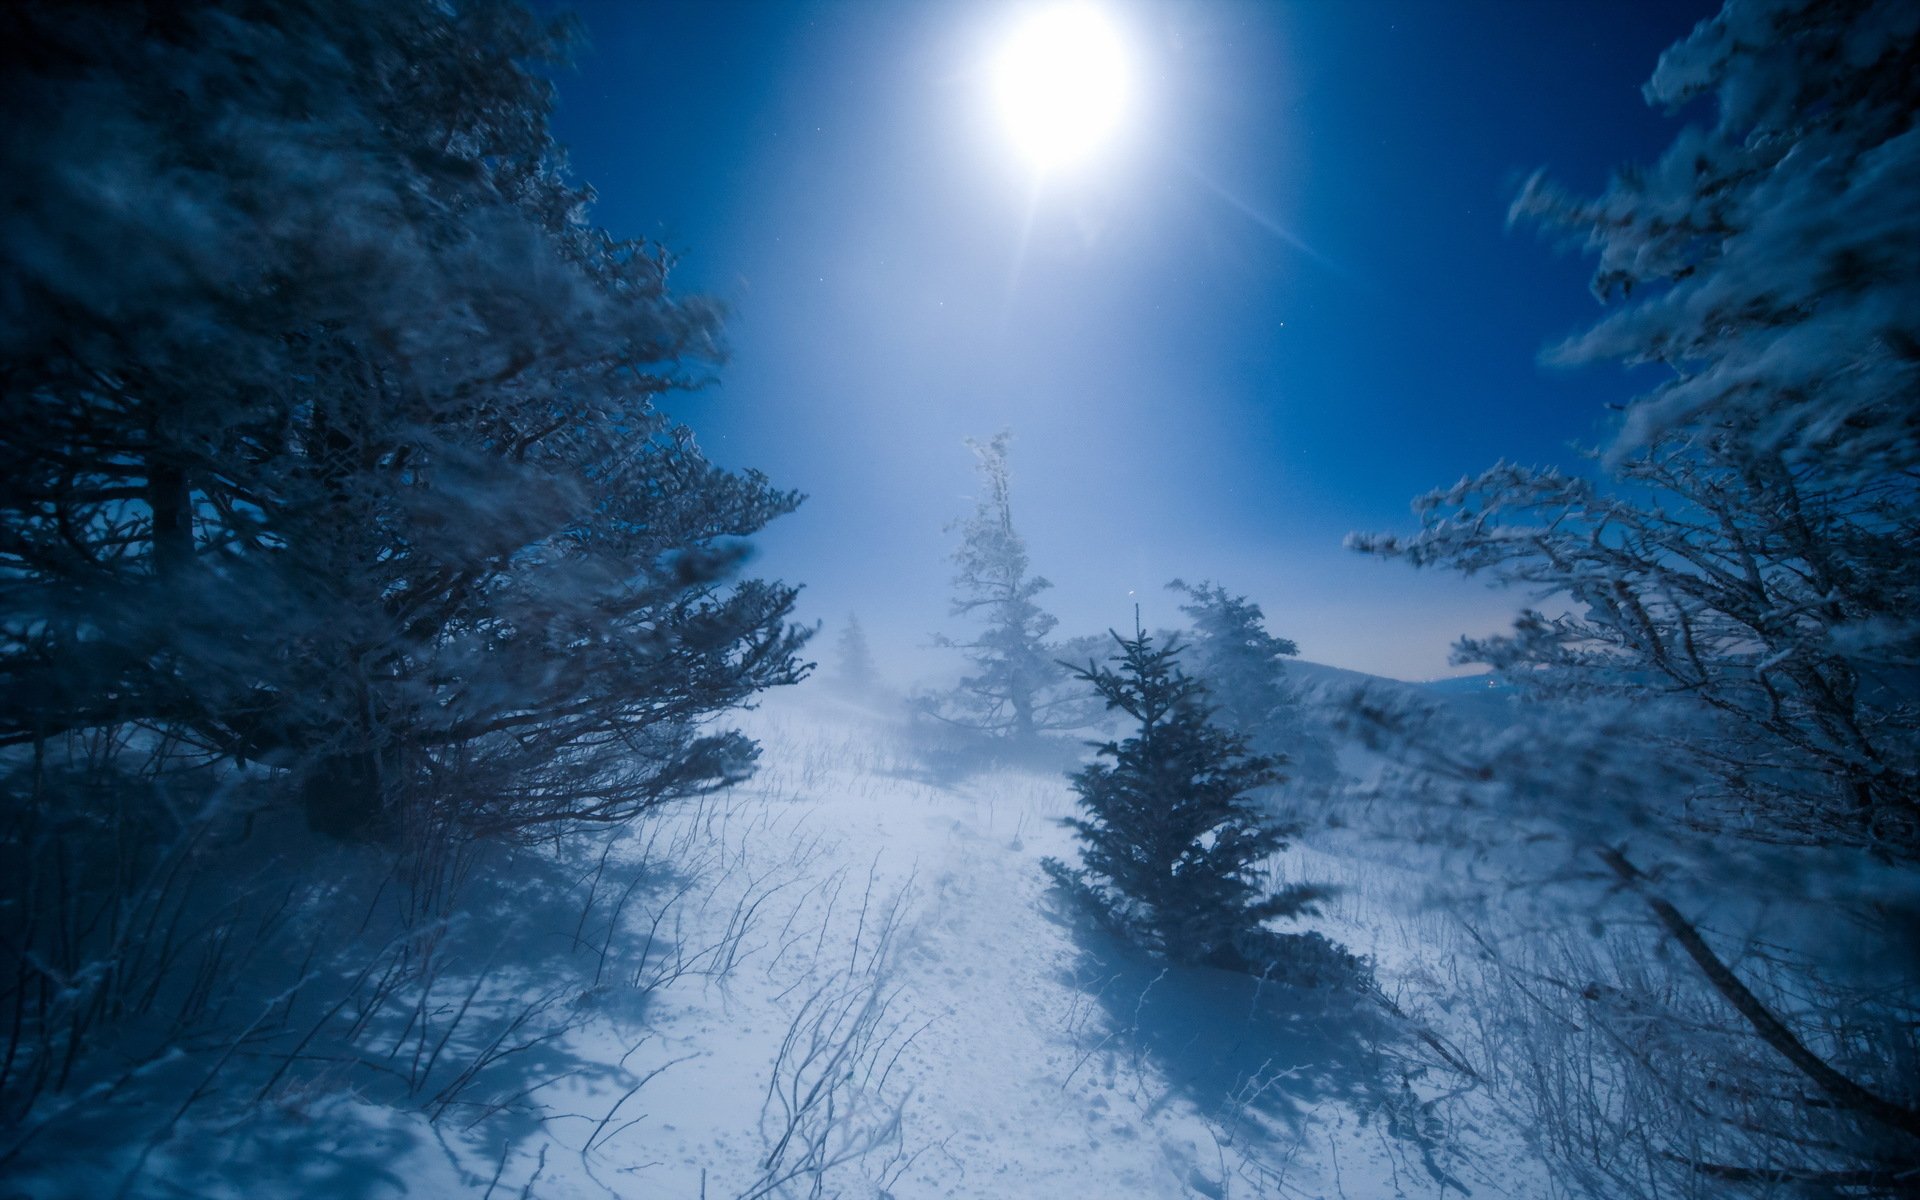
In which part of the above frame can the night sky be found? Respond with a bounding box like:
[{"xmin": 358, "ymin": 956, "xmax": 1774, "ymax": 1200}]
[{"xmin": 548, "ymin": 0, "xmax": 1721, "ymax": 680}]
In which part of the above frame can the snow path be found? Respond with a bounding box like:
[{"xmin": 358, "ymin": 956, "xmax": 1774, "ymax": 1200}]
[
  {"xmin": 25, "ymin": 688, "xmax": 1546, "ymax": 1198},
  {"xmin": 487, "ymin": 691, "xmax": 1538, "ymax": 1199},
  {"xmin": 596, "ymin": 699, "xmax": 1232, "ymax": 1199}
]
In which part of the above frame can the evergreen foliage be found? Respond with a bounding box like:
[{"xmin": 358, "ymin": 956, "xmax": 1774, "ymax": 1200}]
[
  {"xmin": 1168, "ymin": 580, "xmax": 1337, "ymax": 783},
  {"xmin": 0, "ymin": 0, "xmax": 816, "ymax": 1162},
  {"xmin": 1353, "ymin": 0, "xmax": 1920, "ymax": 1189},
  {"xmin": 1354, "ymin": 0, "xmax": 1919, "ymax": 858},
  {"xmin": 832, "ymin": 613, "xmax": 879, "ymax": 695},
  {"xmin": 1043, "ymin": 630, "xmax": 1336, "ymax": 973},
  {"xmin": 0, "ymin": 0, "xmax": 810, "ymax": 844},
  {"xmin": 924, "ymin": 432, "xmax": 1096, "ymax": 741}
]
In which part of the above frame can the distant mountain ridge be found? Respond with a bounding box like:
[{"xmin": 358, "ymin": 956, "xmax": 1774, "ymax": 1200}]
[
  {"xmin": 1288, "ymin": 659, "xmax": 1507, "ymax": 694},
  {"xmin": 1287, "ymin": 659, "xmax": 1515, "ymax": 720}
]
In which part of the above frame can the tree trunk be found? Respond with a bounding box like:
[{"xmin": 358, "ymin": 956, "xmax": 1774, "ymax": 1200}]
[
  {"xmin": 1599, "ymin": 847, "xmax": 1920, "ymax": 1141},
  {"xmin": 1011, "ymin": 688, "xmax": 1034, "ymax": 742},
  {"xmin": 147, "ymin": 459, "xmax": 192, "ymax": 579}
]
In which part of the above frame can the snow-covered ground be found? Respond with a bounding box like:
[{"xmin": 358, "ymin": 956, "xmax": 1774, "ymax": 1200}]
[{"xmin": 12, "ymin": 683, "xmax": 1552, "ymax": 1198}]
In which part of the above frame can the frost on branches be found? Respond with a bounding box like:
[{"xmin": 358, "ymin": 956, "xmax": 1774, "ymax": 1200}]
[
  {"xmin": 1512, "ymin": 0, "xmax": 1920, "ymax": 480},
  {"xmin": 922, "ymin": 432, "xmax": 1097, "ymax": 743},
  {"xmin": 0, "ymin": 0, "xmax": 811, "ymax": 1166},
  {"xmin": 1349, "ymin": 1, "xmax": 1920, "ymax": 1194},
  {"xmin": 0, "ymin": 0, "xmax": 811, "ymax": 844}
]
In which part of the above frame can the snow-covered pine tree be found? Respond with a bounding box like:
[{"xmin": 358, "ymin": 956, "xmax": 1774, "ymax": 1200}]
[
  {"xmin": 925, "ymin": 432, "xmax": 1095, "ymax": 741},
  {"xmin": 832, "ymin": 613, "xmax": 879, "ymax": 696},
  {"xmin": 1351, "ymin": 0, "xmax": 1920, "ymax": 1190},
  {"xmin": 0, "ymin": 0, "xmax": 815, "ymax": 1154},
  {"xmin": 0, "ymin": 0, "xmax": 810, "ymax": 844},
  {"xmin": 1350, "ymin": 0, "xmax": 1920, "ymax": 859},
  {"xmin": 1043, "ymin": 630, "xmax": 1345, "ymax": 975},
  {"xmin": 1168, "ymin": 579, "xmax": 1337, "ymax": 783}
]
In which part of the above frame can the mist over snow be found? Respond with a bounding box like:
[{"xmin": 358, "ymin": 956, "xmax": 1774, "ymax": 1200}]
[{"xmin": 548, "ymin": 0, "xmax": 1730, "ymax": 684}]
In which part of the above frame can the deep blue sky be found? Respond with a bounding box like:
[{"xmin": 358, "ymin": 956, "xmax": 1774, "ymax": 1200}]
[{"xmin": 550, "ymin": 0, "xmax": 1718, "ymax": 680}]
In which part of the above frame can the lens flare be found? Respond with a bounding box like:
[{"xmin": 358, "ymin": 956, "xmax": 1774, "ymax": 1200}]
[{"xmin": 992, "ymin": 5, "xmax": 1130, "ymax": 171}]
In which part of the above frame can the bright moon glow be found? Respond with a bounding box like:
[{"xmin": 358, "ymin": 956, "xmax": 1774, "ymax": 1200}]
[{"xmin": 993, "ymin": 5, "xmax": 1130, "ymax": 170}]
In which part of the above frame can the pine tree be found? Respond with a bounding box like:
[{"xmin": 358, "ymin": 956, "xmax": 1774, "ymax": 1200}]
[
  {"xmin": 1350, "ymin": 0, "xmax": 1920, "ymax": 1188},
  {"xmin": 1352, "ymin": 0, "xmax": 1919, "ymax": 852},
  {"xmin": 832, "ymin": 613, "xmax": 878, "ymax": 695},
  {"xmin": 1168, "ymin": 579, "xmax": 1336, "ymax": 783},
  {"xmin": 925, "ymin": 432, "xmax": 1095, "ymax": 741},
  {"xmin": 0, "ymin": 0, "xmax": 810, "ymax": 842},
  {"xmin": 1043, "ymin": 629, "xmax": 1332, "ymax": 971}
]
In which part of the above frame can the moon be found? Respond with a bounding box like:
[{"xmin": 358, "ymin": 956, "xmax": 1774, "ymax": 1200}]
[{"xmin": 992, "ymin": 5, "xmax": 1130, "ymax": 172}]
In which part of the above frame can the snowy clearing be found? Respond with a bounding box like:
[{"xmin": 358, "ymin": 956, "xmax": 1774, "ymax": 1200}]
[{"xmin": 5, "ymin": 685, "xmax": 1559, "ymax": 1199}]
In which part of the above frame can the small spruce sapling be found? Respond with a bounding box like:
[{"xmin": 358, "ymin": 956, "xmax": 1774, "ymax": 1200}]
[
  {"xmin": 1043, "ymin": 628, "xmax": 1345, "ymax": 976},
  {"xmin": 833, "ymin": 613, "xmax": 879, "ymax": 696}
]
